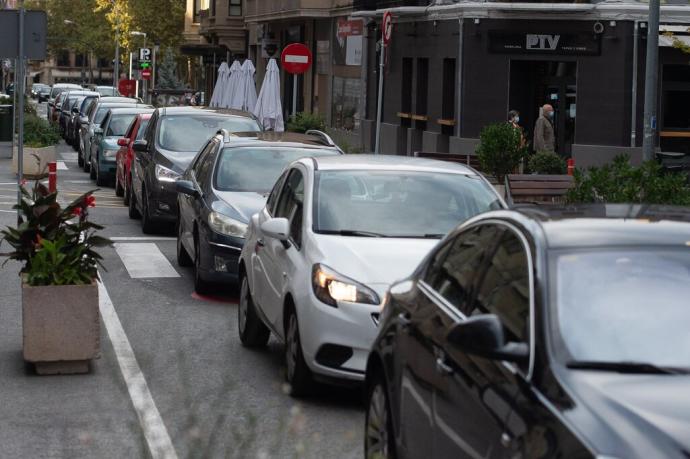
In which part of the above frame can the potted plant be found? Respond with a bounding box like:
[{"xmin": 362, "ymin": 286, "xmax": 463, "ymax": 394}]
[
  {"xmin": 12, "ymin": 114, "xmax": 61, "ymax": 179},
  {"xmin": 0, "ymin": 182, "xmax": 110, "ymax": 375},
  {"xmin": 528, "ymin": 150, "xmax": 567, "ymax": 175},
  {"xmin": 476, "ymin": 122, "xmax": 528, "ymax": 194}
]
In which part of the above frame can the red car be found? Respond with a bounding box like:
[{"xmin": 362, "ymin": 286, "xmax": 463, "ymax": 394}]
[{"xmin": 115, "ymin": 113, "xmax": 152, "ymax": 205}]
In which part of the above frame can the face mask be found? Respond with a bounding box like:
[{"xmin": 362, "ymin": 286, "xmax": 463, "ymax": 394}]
[
  {"xmin": 515, "ymin": 116, "xmax": 520, "ymax": 123},
  {"xmin": 548, "ymin": 111, "xmax": 554, "ymax": 119}
]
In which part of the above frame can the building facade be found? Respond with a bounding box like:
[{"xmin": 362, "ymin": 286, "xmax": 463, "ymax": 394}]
[{"xmin": 356, "ymin": 0, "xmax": 690, "ymax": 166}]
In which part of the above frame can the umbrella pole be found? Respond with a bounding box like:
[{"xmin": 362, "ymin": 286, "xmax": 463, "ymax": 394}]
[{"xmin": 292, "ymin": 75, "xmax": 298, "ymax": 117}]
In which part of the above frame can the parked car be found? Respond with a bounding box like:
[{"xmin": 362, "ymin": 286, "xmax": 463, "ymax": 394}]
[
  {"xmin": 176, "ymin": 131, "xmax": 343, "ymax": 294},
  {"xmin": 91, "ymin": 85, "xmax": 120, "ymax": 97},
  {"xmin": 31, "ymin": 83, "xmax": 49, "ymax": 100},
  {"xmin": 89, "ymin": 107, "xmax": 155, "ymax": 186},
  {"xmin": 80, "ymin": 97, "xmax": 147, "ymax": 171},
  {"xmin": 36, "ymin": 85, "xmax": 52, "ymax": 102},
  {"xmin": 59, "ymin": 90, "xmax": 98, "ymax": 138},
  {"xmin": 47, "ymin": 83, "xmax": 81, "ymax": 123},
  {"xmin": 50, "ymin": 92, "xmax": 67, "ymax": 126},
  {"xmin": 115, "ymin": 113, "xmax": 152, "ymax": 204},
  {"xmin": 364, "ymin": 204, "xmax": 690, "ymax": 459},
  {"xmin": 129, "ymin": 106, "xmax": 262, "ymax": 234},
  {"xmin": 5, "ymin": 83, "xmax": 14, "ymax": 97},
  {"xmin": 70, "ymin": 94, "xmax": 101, "ymax": 152},
  {"xmin": 237, "ymin": 155, "xmax": 505, "ymax": 396}
]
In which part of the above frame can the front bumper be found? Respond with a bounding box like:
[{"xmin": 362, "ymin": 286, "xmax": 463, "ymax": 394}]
[
  {"xmin": 148, "ymin": 183, "xmax": 180, "ymax": 222},
  {"xmin": 198, "ymin": 232, "xmax": 245, "ymax": 284}
]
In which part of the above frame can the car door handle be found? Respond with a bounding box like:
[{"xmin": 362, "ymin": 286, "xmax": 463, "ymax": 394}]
[{"xmin": 435, "ymin": 357, "xmax": 454, "ymax": 376}]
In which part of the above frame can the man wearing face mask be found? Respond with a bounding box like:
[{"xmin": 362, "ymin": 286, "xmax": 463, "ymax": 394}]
[{"xmin": 533, "ymin": 104, "xmax": 555, "ymax": 153}]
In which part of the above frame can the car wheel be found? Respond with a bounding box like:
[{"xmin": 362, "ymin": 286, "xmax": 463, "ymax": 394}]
[
  {"xmin": 83, "ymin": 150, "xmax": 90, "ymax": 173},
  {"xmin": 123, "ymin": 175, "xmax": 131, "ymax": 206},
  {"xmin": 285, "ymin": 306, "xmax": 313, "ymax": 397},
  {"xmin": 77, "ymin": 151, "xmax": 84, "ymax": 167},
  {"xmin": 140, "ymin": 188, "xmax": 157, "ymax": 234},
  {"xmin": 95, "ymin": 156, "xmax": 107, "ymax": 186},
  {"xmin": 365, "ymin": 376, "xmax": 396, "ymax": 459},
  {"xmin": 238, "ymin": 275, "xmax": 270, "ymax": 347},
  {"xmin": 193, "ymin": 235, "xmax": 212, "ymax": 295},
  {"xmin": 115, "ymin": 171, "xmax": 124, "ymax": 197},
  {"xmin": 89, "ymin": 153, "xmax": 96, "ymax": 179},
  {"xmin": 128, "ymin": 177, "xmax": 141, "ymax": 220},
  {"xmin": 176, "ymin": 219, "xmax": 193, "ymax": 267}
]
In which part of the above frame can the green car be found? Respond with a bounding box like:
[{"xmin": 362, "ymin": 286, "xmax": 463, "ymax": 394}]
[{"xmin": 90, "ymin": 107, "xmax": 154, "ymax": 186}]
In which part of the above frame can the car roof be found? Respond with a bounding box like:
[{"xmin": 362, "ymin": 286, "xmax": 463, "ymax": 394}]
[
  {"xmin": 53, "ymin": 83, "xmax": 82, "ymax": 88},
  {"xmin": 487, "ymin": 205, "xmax": 690, "ymax": 249},
  {"xmin": 223, "ymin": 131, "xmax": 340, "ymax": 149},
  {"xmin": 310, "ymin": 154, "xmax": 480, "ymax": 175},
  {"xmin": 157, "ymin": 106, "xmax": 255, "ymax": 118},
  {"xmin": 65, "ymin": 90, "xmax": 99, "ymax": 97},
  {"xmin": 97, "ymin": 102, "xmax": 151, "ymax": 109},
  {"xmin": 106, "ymin": 107, "xmax": 155, "ymax": 115},
  {"xmin": 99, "ymin": 96, "xmax": 140, "ymax": 103}
]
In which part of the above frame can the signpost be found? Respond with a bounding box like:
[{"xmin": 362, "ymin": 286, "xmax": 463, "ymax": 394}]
[
  {"xmin": 141, "ymin": 68, "xmax": 151, "ymax": 80},
  {"xmin": 281, "ymin": 43, "xmax": 312, "ymax": 117},
  {"xmin": 118, "ymin": 79, "xmax": 136, "ymax": 98},
  {"xmin": 374, "ymin": 11, "xmax": 392, "ymax": 155}
]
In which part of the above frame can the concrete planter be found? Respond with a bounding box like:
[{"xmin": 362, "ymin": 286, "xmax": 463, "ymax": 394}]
[
  {"xmin": 12, "ymin": 145, "xmax": 57, "ymax": 179},
  {"xmin": 22, "ymin": 281, "xmax": 100, "ymax": 375}
]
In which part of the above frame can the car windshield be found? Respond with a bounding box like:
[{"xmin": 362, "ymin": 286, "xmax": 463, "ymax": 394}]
[
  {"xmin": 313, "ymin": 170, "xmax": 501, "ymax": 238},
  {"xmin": 106, "ymin": 114, "xmax": 137, "ymax": 137},
  {"xmin": 135, "ymin": 119, "xmax": 150, "ymax": 140},
  {"xmin": 555, "ymin": 249, "xmax": 690, "ymax": 369},
  {"xmin": 214, "ymin": 147, "xmax": 334, "ymax": 192},
  {"xmin": 158, "ymin": 115, "xmax": 261, "ymax": 152}
]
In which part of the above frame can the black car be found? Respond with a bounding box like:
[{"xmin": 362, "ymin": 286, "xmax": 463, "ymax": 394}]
[
  {"xmin": 65, "ymin": 92, "xmax": 98, "ymax": 146},
  {"xmin": 365, "ymin": 204, "xmax": 690, "ymax": 459},
  {"xmin": 59, "ymin": 90, "xmax": 98, "ymax": 138},
  {"xmin": 129, "ymin": 106, "xmax": 262, "ymax": 234},
  {"xmin": 175, "ymin": 130, "xmax": 343, "ymax": 293},
  {"xmin": 70, "ymin": 94, "xmax": 100, "ymax": 152}
]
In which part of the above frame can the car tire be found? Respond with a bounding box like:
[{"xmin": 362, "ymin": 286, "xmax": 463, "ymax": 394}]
[
  {"xmin": 238, "ymin": 275, "xmax": 270, "ymax": 348},
  {"xmin": 89, "ymin": 153, "xmax": 96, "ymax": 180},
  {"xmin": 123, "ymin": 176, "xmax": 131, "ymax": 206},
  {"xmin": 83, "ymin": 151, "xmax": 90, "ymax": 173},
  {"xmin": 128, "ymin": 177, "xmax": 141, "ymax": 220},
  {"xmin": 193, "ymin": 235, "xmax": 212, "ymax": 295},
  {"xmin": 77, "ymin": 149, "xmax": 84, "ymax": 166},
  {"xmin": 285, "ymin": 305, "xmax": 313, "ymax": 397},
  {"xmin": 140, "ymin": 188, "xmax": 157, "ymax": 234},
  {"xmin": 95, "ymin": 156, "xmax": 107, "ymax": 187},
  {"xmin": 115, "ymin": 172, "xmax": 124, "ymax": 197},
  {"xmin": 176, "ymin": 220, "xmax": 193, "ymax": 267},
  {"xmin": 365, "ymin": 374, "xmax": 397, "ymax": 459}
]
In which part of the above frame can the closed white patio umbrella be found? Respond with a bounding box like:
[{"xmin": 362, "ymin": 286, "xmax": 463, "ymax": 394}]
[
  {"xmin": 230, "ymin": 59, "xmax": 257, "ymax": 112},
  {"xmin": 253, "ymin": 58, "xmax": 284, "ymax": 132},
  {"xmin": 209, "ymin": 62, "xmax": 229, "ymax": 108},
  {"xmin": 220, "ymin": 60, "xmax": 241, "ymax": 109}
]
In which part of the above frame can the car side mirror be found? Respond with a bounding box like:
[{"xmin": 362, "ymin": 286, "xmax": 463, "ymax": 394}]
[
  {"xmin": 175, "ymin": 180, "xmax": 199, "ymax": 198},
  {"xmin": 446, "ymin": 314, "xmax": 529, "ymax": 364},
  {"xmin": 261, "ymin": 218, "xmax": 290, "ymax": 242},
  {"xmin": 133, "ymin": 139, "xmax": 148, "ymax": 152},
  {"xmin": 117, "ymin": 138, "xmax": 129, "ymax": 147}
]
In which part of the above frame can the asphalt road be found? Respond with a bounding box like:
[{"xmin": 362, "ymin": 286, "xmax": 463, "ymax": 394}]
[{"xmin": 0, "ymin": 103, "xmax": 363, "ymax": 458}]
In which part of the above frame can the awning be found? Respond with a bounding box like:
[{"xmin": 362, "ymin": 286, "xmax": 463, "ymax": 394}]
[{"xmin": 659, "ymin": 34, "xmax": 690, "ymax": 47}]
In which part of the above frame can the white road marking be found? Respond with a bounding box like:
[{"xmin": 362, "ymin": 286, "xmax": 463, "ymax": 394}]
[
  {"xmin": 111, "ymin": 236, "xmax": 176, "ymax": 242},
  {"xmin": 60, "ymin": 152, "xmax": 78, "ymax": 161},
  {"xmin": 57, "ymin": 161, "xmax": 68, "ymax": 170},
  {"xmin": 0, "ymin": 182, "xmax": 17, "ymax": 185},
  {"xmin": 0, "ymin": 209, "xmax": 15, "ymax": 213},
  {"xmin": 114, "ymin": 243, "xmax": 180, "ymax": 278},
  {"xmin": 66, "ymin": 180, "xmax": 93, "ymax": 184},
  {"xmin": 98, "ymin": 280, "xmax": 179, "ymax": 459}
]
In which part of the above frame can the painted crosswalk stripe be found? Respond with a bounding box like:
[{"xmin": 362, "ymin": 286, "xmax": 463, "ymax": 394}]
[
  {"xmin": 114, "ymin": 243, "xmax": 180, "ymax": 278},
  {"xmin": 60, "ymin": 152, "xmax": 79, "ymax": 161},
  {"xmin": 57, "ymin": 161, "xmax": 68, "ymax": 170},
  {"xmin": 111, "ymin": 236, "xmax": 176, "ymax": 241}
]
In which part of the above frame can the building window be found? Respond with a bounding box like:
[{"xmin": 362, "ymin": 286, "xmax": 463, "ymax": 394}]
[
  {"xmin": 415, "ymin": 58, "xmax": 428, "ymax": 130},
  {"xmin": 332, "ymin": 76, "xmax": 361, "ymax": 131},
  {"xmin": 210, "ymin": 0, "xmax": 216, "ymax": 16},
  {"xmin": 75, "ymin": 53, "xmax": 86, "ymax": 68},
  {"xmin": 400, "ymin": 57, "xmax": 413, "ymax": 128},
  {"xmin": 662, "ymin": 65, "xmax": 690, "ymax": 130},
  {"xmin": 193, "ymin": 0, "xmax": 201, "ymax": 23},
  {"xmin": 228, "ymin": 0, "xmax": 241, "ymax": 16},
  {"xmin": 57, "ymin": 50, "xmax": 70, "ymax": 67},
  {"xmin": 441, "ymin": 58, "xmax": 456, "ymax": 136}
]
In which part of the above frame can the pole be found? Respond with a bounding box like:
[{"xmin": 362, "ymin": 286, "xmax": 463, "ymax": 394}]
[
  {"xmin": 292, "ymin": 76, "xmax": 298, "ymax": 117},
  {"xmin": 17, "ymin": 6, "xmax": 25, "ymax": 224},
  {"xmin": 642, "ymin": 0, "xmax": 660, "ymax": 162},
  {"xmin": 113, "ymin": 20, "xmax": 120, "ymax": 90},
  {"xmin": 11, "ymin": 59, "xmax": 16, "ymax": 167},
  {"xmin": 631, "ymin": 21, "xmax": 639, "ymax": 147},
  {"xmin": 374, "ymin": 41, "xmax": 385, "ymax": 155},
  {"xmin": 152, "ymin": 45, "xmax": 158, "ymax": 95},
  {"xmin": 129, "ymin": 52, "xmax": 133, "ymax": 79}
]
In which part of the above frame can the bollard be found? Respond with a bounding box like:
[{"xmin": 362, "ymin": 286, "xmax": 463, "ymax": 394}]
[
  {"xmin": 567, "ymin": 158, "xmax": 575, "ymax": 176},
  {"xmin": 48, "ymin": 161, "xmax": 57, "ymax": 193}
]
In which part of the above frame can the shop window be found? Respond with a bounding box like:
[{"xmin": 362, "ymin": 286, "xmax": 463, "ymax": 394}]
[
  {"xmin": 415, "ymin": 58, "xmax": 428, "ymax": 130},
  {"xmin": 662, "ymin": 65, "xmax": 690, "ymax": 131},
  {"xmin": 228, "ymin": 0, "xmax": 241, "ymax": 16},
  {"xmin": 193, "ymin": 0, "xmax": 201, "ymax": 22},
  {"xmin": 441, "ymin": 58, "xmax": 456, "ymax": 136},
  {"xmin": 332, "ymin": 76, "xmax": 361, "ymax": 131},
  {"xmin": 97, "ymin": 57, "xmax": 110, "ymax": 68},
  {"xmin": 400, "ymin": 57, "xmax": 413, "ymax": 128},
  {"xmin": 56, "ymin": 51, "xmax": 70, "ymax": 67}
]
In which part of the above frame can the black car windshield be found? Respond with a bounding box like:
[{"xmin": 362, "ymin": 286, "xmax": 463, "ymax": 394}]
[
  {"xmin": 106, "ymin": 114, "xmax": 137, "ymax": 137},
  {"xmin": 214, "ymin": 147, "xmax": 334, "ymax": 192},
  {"xmin": 555, "ymin": 249, "xmax": 690, "ymax": 369},
  {"xmin": 158, "ymin": 115, "xmax": 261, "ymax": 152},
  {"xmin": 313, "ymin": 171, "xmax": 501, "ymax": 238}
]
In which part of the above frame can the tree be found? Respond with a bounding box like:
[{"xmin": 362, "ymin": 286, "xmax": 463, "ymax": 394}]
[{"xmin": 157, "ymin": 48, "xmax": 185, "ymax": 90}]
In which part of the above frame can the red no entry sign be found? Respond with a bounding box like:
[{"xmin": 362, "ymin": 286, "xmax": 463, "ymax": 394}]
[
  {"xmin": 141, "ymin": 68, "xmax": 152, "ymax": 80},
  {"xmin": 382, "ymin": 11, "xmax": 393, "ymax": 45},
  {"xmin": 281, "ymin": 43, "xmax": 312, "ymax": 75}
]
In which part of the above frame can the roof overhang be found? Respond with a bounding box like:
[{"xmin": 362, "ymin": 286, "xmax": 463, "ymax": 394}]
[{"xmin": 244, "ymin": 5, "xmax": 353, "ymax": 23}]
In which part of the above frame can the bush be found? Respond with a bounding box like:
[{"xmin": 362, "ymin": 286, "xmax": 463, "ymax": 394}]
[
  {"xmin": 476, "ymin": 122, "xmax": 527, "ymax": 182},
  {"xmin": 566, "ymin": 155, "xmax": 690, "ymax": 205},
  {"xmin": 23, "ymin": 114, "xmax": 60, "ymax": 148},
  {"xmin": 286, "ymin": 112, "xmax": 326, "ymax": 133},
  {"xmin": 528, "ymin": 151, "xmax": 567, "ymax": 174}
]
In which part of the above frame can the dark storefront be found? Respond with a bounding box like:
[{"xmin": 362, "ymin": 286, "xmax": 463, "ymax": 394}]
[{"xmin": 358, "ymin": 5, "xmax": 690, "ymax": 167}]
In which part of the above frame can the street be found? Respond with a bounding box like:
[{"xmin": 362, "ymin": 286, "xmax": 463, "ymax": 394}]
[{"xmin": 0, "ymin": 131, "xmax": 363, "ymax": 458}]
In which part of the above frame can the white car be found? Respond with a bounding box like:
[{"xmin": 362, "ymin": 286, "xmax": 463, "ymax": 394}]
[{"xmin": 238, "ymin": 155, "xmax": 506, "ymax": 395}]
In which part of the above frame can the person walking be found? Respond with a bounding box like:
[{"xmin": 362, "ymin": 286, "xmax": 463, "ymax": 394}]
[
  {"xmin": 508, "ymin": 109, "xmax": 527, "ymax": 148},
  {"xmin": 533, "ymin": 104, "xmax": 555, "ymax": 153}
]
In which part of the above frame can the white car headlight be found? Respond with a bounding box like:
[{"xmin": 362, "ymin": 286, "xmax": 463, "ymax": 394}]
[
  {"xmin": 312, "ymin": 264, "xmax": 380, "ymax": 307},
  {"xmin": 155, "ymin": 164, "xmax": 180, "ymax": 183},
  {"xmin": 208, "ymin": 212, "xmax": 248, "ymax": 238}
]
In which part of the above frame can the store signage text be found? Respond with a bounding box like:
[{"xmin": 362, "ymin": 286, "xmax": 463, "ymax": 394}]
[{"xmin": 489, "ymin": 31, "xmax": 601, "ymax": 55}]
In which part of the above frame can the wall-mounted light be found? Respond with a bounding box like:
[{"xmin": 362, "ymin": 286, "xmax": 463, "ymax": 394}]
[
  {"xmin": 610, "ymin": 20, "xmax": 617, "ymax": 27},
  {"xmin": 474, "ymin": 18, "xmax": 480, "ymax": 25}
]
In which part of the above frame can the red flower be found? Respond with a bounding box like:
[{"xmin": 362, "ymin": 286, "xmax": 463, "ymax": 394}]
[
  {"xmin": 20, "ymin": 179, "xmax": 27, "ymax": 186},
  {"xmin": 86, "ymin": 195, "xmax": 96, "ymax": 208},
  {"xmin": 34, "ymin": 234, "xmax": 43, "ymax": 246},
  {"xmin": 72, "ymin": 207, "xmax": 82, "ymax": 217}
]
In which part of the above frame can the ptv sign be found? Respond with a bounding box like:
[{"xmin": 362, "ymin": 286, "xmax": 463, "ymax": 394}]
[{"xmin": 280, "ymin": 43, "xmax": 312, "ymax": 75}]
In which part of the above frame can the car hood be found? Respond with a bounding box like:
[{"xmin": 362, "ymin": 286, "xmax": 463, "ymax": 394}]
[
  {"xmin": 212, "ymin": 191, "xmax": 267, "ymax": 222},
  {"xmin": 564, "ymin": 371, "xmax": 690, "ymax": 458},
  {"xmin": 313, "ymin": 235, "xmax": 439, "ymax": 291},
  {"xmin": 102, "ymin": 137, "xmax": 120, "ymax": 149},
  {"xmin": 154, "ymin": 148, "xmax": 197, "ymax": 174}
]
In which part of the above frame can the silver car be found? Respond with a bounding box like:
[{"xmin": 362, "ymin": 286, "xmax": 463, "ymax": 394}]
[{"xmin": 238, "ymin": 155, "xmax": 506, "ymax": 396}]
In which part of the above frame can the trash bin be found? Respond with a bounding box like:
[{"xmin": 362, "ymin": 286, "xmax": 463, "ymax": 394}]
[{"xmin": 0, "ymin": 105, "xmax": 13, "ymax": 142}]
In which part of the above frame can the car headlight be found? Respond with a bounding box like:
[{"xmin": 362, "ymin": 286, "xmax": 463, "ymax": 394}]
[
  {"xmin": 155, "ymin": 164, "xmax": 180, "ymax": 183},
  {"xmin": 208, "ymin": 212, "xmax": 248, "ymax": 238},
  {"xmin": 312, "ymin": 264, "xmax": 380, "ymax": 307}
]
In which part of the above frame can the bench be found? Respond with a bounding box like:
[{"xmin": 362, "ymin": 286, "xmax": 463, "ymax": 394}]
[
  {"xmin": 413, "ymin": 151, "xmax": 482, "ymax": 172},
  {"xmin": 505, "ymin": 174, "xmax": 574, "ymax": 206}
]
